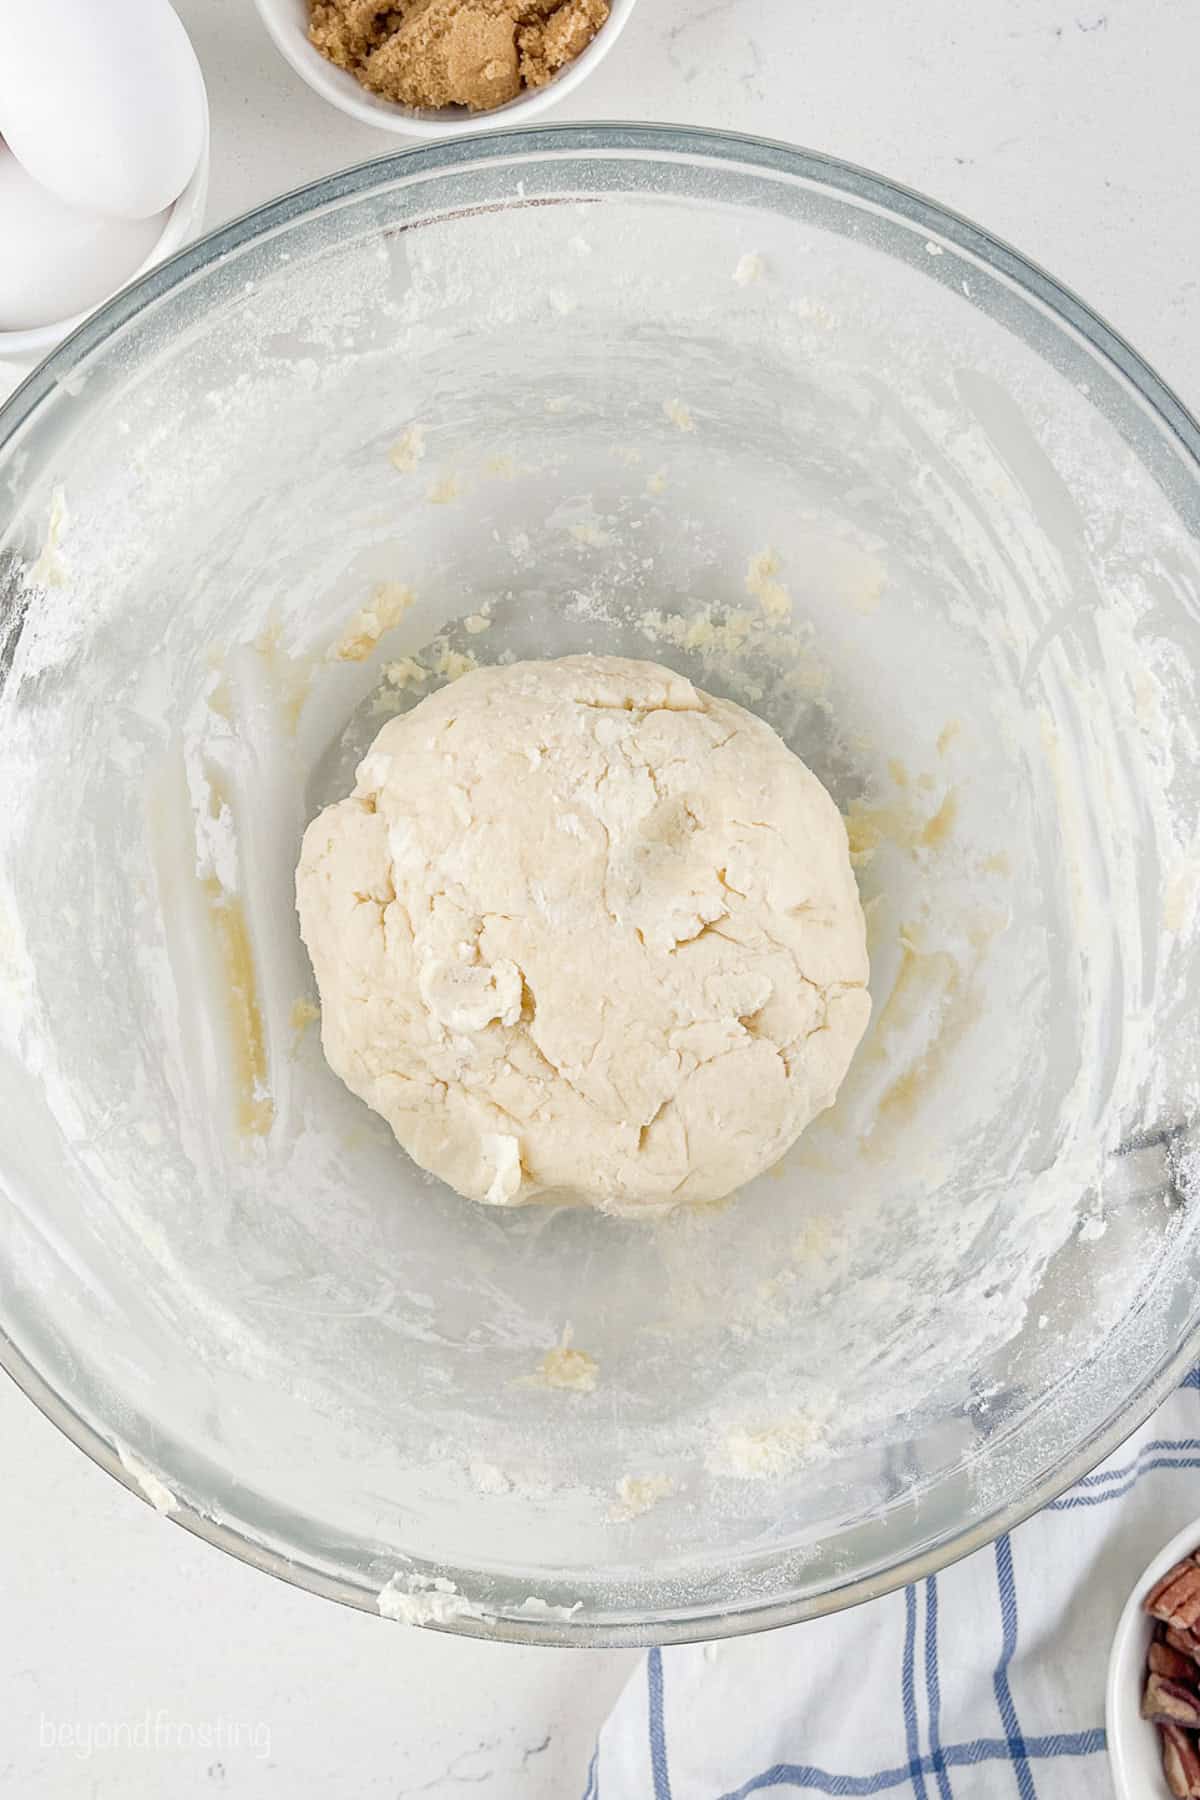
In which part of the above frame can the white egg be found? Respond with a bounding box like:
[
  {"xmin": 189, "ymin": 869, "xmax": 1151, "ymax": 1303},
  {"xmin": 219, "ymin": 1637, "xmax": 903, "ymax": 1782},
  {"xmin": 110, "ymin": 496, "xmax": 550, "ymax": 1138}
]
[
  {"xmin": 0, "ymin": 0, "xmax": 205, "ymax": 221},
  {"xmin": 0, "ymin": 146, "xmax": 166, "ymax": 332}
]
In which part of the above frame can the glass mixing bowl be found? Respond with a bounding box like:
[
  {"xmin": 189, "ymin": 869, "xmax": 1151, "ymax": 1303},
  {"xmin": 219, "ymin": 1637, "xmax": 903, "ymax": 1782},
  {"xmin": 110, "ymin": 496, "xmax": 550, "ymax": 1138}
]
[{"xmin": 2, "ymin": 126, "xmax": 1200, "ymax": 1646}]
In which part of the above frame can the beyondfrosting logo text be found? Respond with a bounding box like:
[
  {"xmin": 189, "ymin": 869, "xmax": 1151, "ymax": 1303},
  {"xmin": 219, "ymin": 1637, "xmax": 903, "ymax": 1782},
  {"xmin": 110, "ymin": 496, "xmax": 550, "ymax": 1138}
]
[{"xmin": 38, "ymin": 1710, "xmax": 271, "ymax": 1762}]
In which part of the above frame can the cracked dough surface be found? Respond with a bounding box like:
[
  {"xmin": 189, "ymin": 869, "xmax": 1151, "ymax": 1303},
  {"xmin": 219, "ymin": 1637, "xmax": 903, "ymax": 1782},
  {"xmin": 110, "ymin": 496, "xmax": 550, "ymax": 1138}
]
[{"xmin": 295, "ymin": 654, "xmax": 870, "ymax": 1214}]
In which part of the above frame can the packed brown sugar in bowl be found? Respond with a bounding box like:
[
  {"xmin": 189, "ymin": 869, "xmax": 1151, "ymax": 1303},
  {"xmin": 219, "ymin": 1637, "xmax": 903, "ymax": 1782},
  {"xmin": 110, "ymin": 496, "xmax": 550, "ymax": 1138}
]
[{"xmin": 308, "ymin": 0, "xmax": 610, "ymax": 112}]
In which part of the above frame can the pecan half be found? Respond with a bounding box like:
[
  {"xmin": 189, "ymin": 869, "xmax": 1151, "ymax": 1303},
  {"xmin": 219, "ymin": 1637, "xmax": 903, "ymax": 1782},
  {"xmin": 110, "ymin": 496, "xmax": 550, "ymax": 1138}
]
[
  {"xmin": 1168, "ymin": 1626, "xmax": 1200, "ymax": 1662},
  {"xmin": 1146, "ymin": 1675, "xmax": 1200, "ymax": 1728},
  {"xmin": 1150, "ymin": 1559, "xmax": 1199, "ymax": 1612},
  {"xmin": 1161, "ymin": 1723, "xmax": 1200, "ymax": 1799},
  {"xmin": 1148, "ymin": 1563, "xmax": 1200, "ymax": 1630},
  {"xmin": 1155, "ymin": 1643, "xmax": 1200, "ymax": 1685}
]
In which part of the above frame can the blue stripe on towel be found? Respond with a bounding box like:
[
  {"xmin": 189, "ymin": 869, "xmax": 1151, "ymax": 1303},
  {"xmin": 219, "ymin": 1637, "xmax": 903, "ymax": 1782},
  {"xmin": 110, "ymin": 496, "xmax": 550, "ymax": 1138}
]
[
  {"xmin": 924, "ymin": 1577, "xmax": 952, "ymax": 1800},
  {"xmin": 648, "ymin": 1646, "xmax": 672, "ymax": 1800},
  {"xmin": 1047, "ymin": 1453, "xmax": 1200, "ymax": 1510},
  {"xmin": 717, "ymin": 1730, "xmax": 1105, "ymax": 1797},
  {"xmin": 901, "ymin": 1585, "xmax": 929, "ymax": 1799},
  {"xmin": 992, "ymin": 1535, "xmax": 1036, "ymax": 1800}
]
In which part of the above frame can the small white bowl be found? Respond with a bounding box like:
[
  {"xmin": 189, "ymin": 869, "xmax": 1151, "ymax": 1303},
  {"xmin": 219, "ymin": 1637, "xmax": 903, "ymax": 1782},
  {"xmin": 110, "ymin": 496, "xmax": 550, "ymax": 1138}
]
[
  {"xmin": 253, "ymin": 0, "xmax": 638, "ymax": 137},
  {"xmin": 0, "ymin": 97, "xmax": 209, "ymax": 367},
  {"xmin": 1107, "ymin": 1515, "xmax": 1200, "ymax": 1800}
]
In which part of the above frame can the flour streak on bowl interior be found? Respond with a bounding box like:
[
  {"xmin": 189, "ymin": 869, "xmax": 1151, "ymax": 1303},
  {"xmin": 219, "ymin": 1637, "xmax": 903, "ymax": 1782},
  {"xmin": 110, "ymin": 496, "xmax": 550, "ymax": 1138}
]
[{"xmin": 1, "ymin": 133, "xmax": 1199, "ymax": 1640}]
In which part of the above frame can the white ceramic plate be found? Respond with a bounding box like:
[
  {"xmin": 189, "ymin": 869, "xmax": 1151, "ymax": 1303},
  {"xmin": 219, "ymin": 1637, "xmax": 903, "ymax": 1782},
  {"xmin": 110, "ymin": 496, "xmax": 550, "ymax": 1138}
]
[{"xmin": 1107, "ymin": 1517, "xmax": 1200, "ymax": 1800}]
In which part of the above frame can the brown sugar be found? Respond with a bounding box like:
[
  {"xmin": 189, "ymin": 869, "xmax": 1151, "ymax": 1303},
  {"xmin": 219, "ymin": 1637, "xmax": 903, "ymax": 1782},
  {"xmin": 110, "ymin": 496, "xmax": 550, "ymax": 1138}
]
[{"xmin": 308, "ymin": 0, "xmax": 610, "ymax": 113}]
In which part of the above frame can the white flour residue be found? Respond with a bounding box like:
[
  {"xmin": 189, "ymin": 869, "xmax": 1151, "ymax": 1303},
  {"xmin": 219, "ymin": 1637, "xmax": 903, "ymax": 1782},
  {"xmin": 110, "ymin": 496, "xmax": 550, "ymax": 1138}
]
[
  {"xmin": 609, "ymin": 1474, "xmax": 676, "ymax": 1521},
  {"xmin": 30, "ymin": 485, "xmax": 70, "ymax": 588},
  {"xmin": 377, "ymin": 1571, "xmax": 476, "ymax": 1627},
  {"xmin": 528, "ymin": 1327, "xmax": 599, "ymax": 1394},
  {"xmin": 116, "ymin": 1444, "xmax": 177, "ymax": 1515},
  {"xmin": 388, "ymin": 424, "xmax": 426, "ymax": 472},
  {"xmin": 709, "ymin": 1417, "xmax": 829, "ymax": 1480},
  {"xmin": 515, "ymin": 1594, "xmax": 583, "ymax": 1620},
  {"xmin": 733, "ymin": 252, "xmax": 765, "ymax": 287}
]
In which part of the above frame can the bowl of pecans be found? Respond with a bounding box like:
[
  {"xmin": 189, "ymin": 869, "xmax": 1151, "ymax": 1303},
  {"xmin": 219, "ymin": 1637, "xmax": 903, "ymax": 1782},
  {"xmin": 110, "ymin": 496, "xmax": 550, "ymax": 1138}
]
[{"xmin": 1108, "ymin": 1522, "xmax": 1200, "ymax": 1799}]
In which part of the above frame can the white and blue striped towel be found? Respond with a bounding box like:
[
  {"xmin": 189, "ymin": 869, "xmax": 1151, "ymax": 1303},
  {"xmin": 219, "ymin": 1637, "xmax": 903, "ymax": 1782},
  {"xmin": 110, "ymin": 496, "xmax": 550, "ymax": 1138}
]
[{"xmin": 588, "ymin": 1370, "xmax": 1200, "ymax": 1799}]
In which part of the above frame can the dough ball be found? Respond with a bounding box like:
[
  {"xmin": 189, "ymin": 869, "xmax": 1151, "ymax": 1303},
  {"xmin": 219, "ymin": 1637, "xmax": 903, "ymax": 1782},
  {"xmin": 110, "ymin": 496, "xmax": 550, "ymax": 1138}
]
[{"xmin": 296, "ymin": 654, "xmax": 870, "ymax": 1215}]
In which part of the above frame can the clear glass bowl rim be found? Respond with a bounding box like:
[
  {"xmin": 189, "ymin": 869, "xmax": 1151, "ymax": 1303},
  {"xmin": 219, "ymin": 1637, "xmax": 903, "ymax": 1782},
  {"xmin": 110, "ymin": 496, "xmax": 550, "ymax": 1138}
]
[{"xmin": 2, "ymin": 121, "xmax": 1199, "ymax": 1648}]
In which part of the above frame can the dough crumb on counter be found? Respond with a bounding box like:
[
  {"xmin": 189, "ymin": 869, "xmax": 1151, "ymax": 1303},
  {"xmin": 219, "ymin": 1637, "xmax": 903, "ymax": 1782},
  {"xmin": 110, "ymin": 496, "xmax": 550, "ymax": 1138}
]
[{"xmin": 308, "ymin": 0, "xmax": 610, "ymax": 114}]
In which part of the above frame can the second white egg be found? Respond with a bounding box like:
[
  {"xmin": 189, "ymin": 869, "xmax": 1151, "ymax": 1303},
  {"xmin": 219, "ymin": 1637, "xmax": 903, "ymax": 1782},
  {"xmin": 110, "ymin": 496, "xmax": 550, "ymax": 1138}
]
[{"xmin": 0, "ymin": 145, "xmax": 166, "ymax": 332}]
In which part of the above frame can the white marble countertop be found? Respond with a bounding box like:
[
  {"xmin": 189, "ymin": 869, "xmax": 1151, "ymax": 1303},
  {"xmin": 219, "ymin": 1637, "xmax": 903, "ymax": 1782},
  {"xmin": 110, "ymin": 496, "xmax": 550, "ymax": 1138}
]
[{"xmin": 3, "ymin": 0, "xmax": 1199, "ymax": 1793}]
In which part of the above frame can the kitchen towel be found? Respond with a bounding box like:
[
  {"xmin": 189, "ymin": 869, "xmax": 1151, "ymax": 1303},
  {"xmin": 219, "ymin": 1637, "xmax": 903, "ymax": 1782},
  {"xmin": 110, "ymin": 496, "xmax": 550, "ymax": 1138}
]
[{"xmin": 587, "ymin": 1370, "xmax": 1200, "ymax": 1798}]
